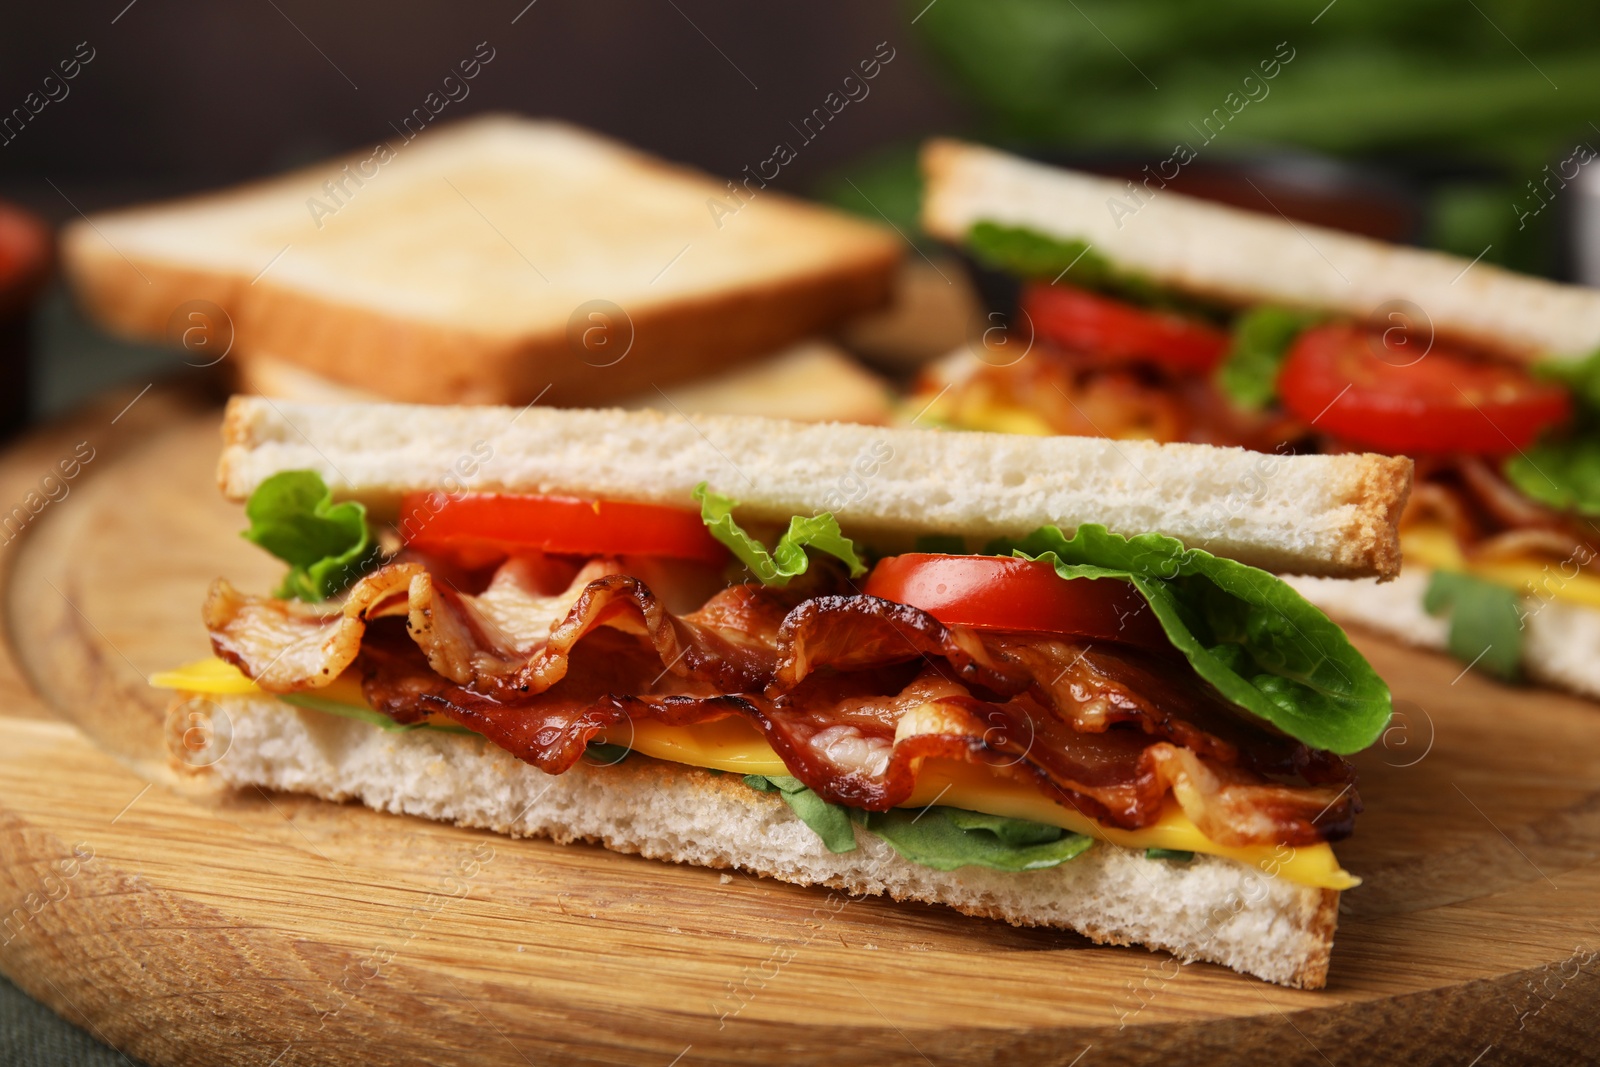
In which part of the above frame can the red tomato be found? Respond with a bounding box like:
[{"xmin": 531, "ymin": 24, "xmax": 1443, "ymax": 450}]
[
  {"xmin": 863, "ymin": 553, "xmax": 1167, "ymax": 648},
  {"xmin": 0, "ymin": 203, "xmax": 50, "ymax": 313},
  {"xmin": 1276, "ymin": 323, "xmax": 1571, "ymax": 456},
  {"xmin": 1022, "ymin": 282, "xmax": 1229, "ymax": 374},
  {"xmin": 399, "ymin": 492, "xmax": 729, "ymax": 564}
]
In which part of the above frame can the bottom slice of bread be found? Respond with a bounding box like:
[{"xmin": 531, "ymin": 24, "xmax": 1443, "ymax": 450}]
[
  {"xmin": 175, "ymin": 694, "xmax": 1339, "ymax": 988},
  {"xmin": 1289, "ymin": 566, "xmax": 1600, "ymax": 701}
]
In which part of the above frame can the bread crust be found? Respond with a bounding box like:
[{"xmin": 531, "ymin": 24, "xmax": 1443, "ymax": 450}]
[
  {"xmin": 70, "ymin": 243, "xmax": 896, "ymax": 407},
  {"xmin": 215, "ymin": 396, "xmax": 1412, "ymax": 579},
  {"xmin": 61, "ymin": 116, "xmax": 901, "ymax": 405},
  {"xmin": 1343, "ymin": 451, "xmax": 1413, "ymax": 580},
  {"xmin": 922, "ymin": 138, "xmax": 1600, "ymax": 363},
  {"xmin": 170, "ymin": 694, "xmax": 1340, "ymax": 988}
]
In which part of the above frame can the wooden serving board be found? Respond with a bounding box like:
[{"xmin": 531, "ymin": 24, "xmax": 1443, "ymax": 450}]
[{"xmin": 3, "ymin": 388, "xmax": 1599, "ymax": 1067}]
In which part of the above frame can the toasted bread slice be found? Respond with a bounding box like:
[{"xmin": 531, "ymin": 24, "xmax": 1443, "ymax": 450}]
[
  {"xmin": 215, "ymin": 396, "xmax": 1411, "ymax": 578},
  {"xmin": 63, "ymin": 115, "xmax": 901, "ymax": 405},
  {"xmin": 922, "ymin": 138, "xmax": 1600, "ymax": 362},
  {"xmin": 234, "ymin": 340, "xmax": 894, "ymax": 425},
  {"xmin": 173, "ymin": 695, "xmax": 1339, "ymax": 988}
]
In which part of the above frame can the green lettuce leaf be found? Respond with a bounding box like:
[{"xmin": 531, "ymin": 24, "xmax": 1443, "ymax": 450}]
[
  {"xmin": 743, "ymin": 775, "xmax": 858, "ymax": 852},
  {"xmin": 242, "ymin": 471, "xmax": 379, "ymax": 601},
  {"xmin": 743, "ymin": 774, "xmax": 804, "ymax": 792},
  {"xmin": 739, "ymin": 776, "xmax": 1094, "ymax": 870},
  {"xmin": 1422, "ymin": 571, "xmax": 1524, "ymax": 682},
  {"xmin": 942, "ymin": 808, "xmax": 1066, "ymax": 846},
  {"xmin": 966, "ymin": 220, "xmax": 1118, "ymax": 288},
  {"xmin": 862, "ymin": 807, "xmax": 1093, "ymax": 872},
  {"xmin": 1531, "ymin": 349, "xmax": 1600, "ymax": 412},
  {"xmin": 693, "ymin": 483, "xmax": 867, "ymax": 586},
  {"xmin": 582, "ymin": 742, "xmax": 632, "ymax": 765},
  {"xmin": 279, "ymin": 693, "xmax": 474, "ymax": 735},
  {"xmin": 1503, "ymin": 433, "xmax": 1600, "ymax": 516},
  {"xmin": 1145, "ymin": 848, "xmax": 1195, "ymax": 862},
  {"xmin": 964, "ymin": 220, "xmax": 1215, "ymax": 314},
  {"xmin": 1214, "ymin": 306, "xmax": 1322, "ymax": 410},
  {"xmin": 1000, "ymin": 524, "xmax": 1392, "ymax": 754},
  {"xmin": 1501, "ymin": 350, "xmax": 1600, "ymax": 513}
]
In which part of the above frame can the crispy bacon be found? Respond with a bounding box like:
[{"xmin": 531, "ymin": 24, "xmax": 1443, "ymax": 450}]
[
  {"xmin": 1453, "ymin": 455, "xmax": 1565, "ymax": 532},
  {"xmin": 1404, "ymin": 455, "xmax": 1600, "ymax": 566},
  {"xmin": 917, "ymin": 353, "xmax": 1307, "ymax": 451},
  {"xmin": 207, "ymin": 559, "xmax": 1357, "ymax": 848},
  {"xmin": 205, "ymin": 564, "xmax": 418, "ymax": 691}
]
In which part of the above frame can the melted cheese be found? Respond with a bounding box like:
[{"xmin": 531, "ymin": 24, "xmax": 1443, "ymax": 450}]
[
  {"xmin": 152, "ymin": 656, "xmax": 267, "ymax": 694},
  {"xmin": 1402, "ymin": 522, "xmax": 1600, "ymax": 609},
  {"xmin": 917, "ymin": 389, "xmax": 1055, "ymax": 437},
  {"xmin": 153, "ymin": 658, "xmax": 1355, "ymax": 890}
]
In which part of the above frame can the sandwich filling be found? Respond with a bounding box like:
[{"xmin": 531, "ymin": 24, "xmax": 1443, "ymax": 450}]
[
  {"xmin": 162, "ymin": 472, "xmax": 1392, "ymax": 890},
  {"xmin": 917, "ymin": 221, "xmax": 1600, "ymax": 680}
]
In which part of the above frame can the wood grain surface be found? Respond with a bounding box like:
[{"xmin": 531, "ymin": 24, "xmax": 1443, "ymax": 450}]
[{"xmin": 2, "ymin": 390, "xmax": 1599, "ymax": 1066}]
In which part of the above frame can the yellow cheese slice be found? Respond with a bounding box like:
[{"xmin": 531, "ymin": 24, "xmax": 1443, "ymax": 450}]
[
  {"xmin": 153, "ymin": 658, "xmax": 1355, "ymax": 890},
  {"xmin": 1402, "ymin": 522, "xmax": 1600, "ymax": 610},
  {"xmin": 151, "ymin": 656, "xmax": 265, "ymax": 694},
  {"xmin": 917, "ymin": 389, "xmax": 1056, "ymax": 437}
]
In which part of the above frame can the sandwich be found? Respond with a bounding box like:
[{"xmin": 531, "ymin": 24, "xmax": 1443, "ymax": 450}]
[
  {"xmin": 155, "ymin": 396, "xmax": 1410, "ymax": 989},
  {"xmin": 918, "ymin": 138, "xmax": 1600, "ymax": 696},
  {"xmin": 61, "ymin": 114, "xmax": 901, "ymax": 407}
]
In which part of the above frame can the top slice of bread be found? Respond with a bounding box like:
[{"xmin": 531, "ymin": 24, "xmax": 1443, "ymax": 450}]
[
  {"xmin": 217, "ymin": 396, "xmax": 1411, "ymax": 578},
  {"xmin": 922, "ymin": 138, "xmax": 1600, "ymax": 362},
  {"xmin": 62, "ymin": 115, "xmax": 901, "ymax": 406}
]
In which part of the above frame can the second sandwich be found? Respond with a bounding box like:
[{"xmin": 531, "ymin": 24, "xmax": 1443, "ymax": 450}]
[{"xmin": 919, "ymin": 138, "xmax": 1600, "ymax": 697}]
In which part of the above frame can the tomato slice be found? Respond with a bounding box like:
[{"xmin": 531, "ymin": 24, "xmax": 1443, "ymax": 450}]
[
  {"xmin": 1022, "ymin": 282, "xmax": 1229, "ymax": 374},
  {"xmin": 1276, "ymin": 323, "xmax": 1571, "ymax": 456},
  {"xmin": 863, "ymin": 553, "xmax": 1167, "ymax": 648},
  {"xmin": 399, "ymin": 492, "xmax": 729, "ymax": 564}
]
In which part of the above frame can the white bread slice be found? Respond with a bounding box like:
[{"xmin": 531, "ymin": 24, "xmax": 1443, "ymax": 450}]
[
  {"xmin": 233, "ymin": 340, "xmax": 894, "ymax": 426},
  {"xmin": 216, "ymin": 396, "xmax": 1411, "ymax": 579},
  {"xmin": 173, "ymin": 694, "xmax": 1337, "ymax": 988},
  {"xmin": 62, "ymin": 115, "xmax": 900, "ymax": 406},
  {"xmin": 922, "ymin": 138, "xmax": 1600, "ymax": 362},
  {"xmin": 1289, "ymin": 567, "xmax": 1600, "ymax": 700},
  {"xmin": 621, "ymin": 340, "xmax": 892, "ymax": 425}
]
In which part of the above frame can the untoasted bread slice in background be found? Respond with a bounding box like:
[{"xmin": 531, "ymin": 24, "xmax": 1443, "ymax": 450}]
[
  {"xmin": 233, "ymin": 340, "xmax": 894, "ymax": 425},
  {"xmin": 63, "ymin": 115, "xmax": 901, "ymax": 406}
]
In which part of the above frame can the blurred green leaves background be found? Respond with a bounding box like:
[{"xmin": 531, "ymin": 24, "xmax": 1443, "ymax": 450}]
[
  {"xmin": 915, "ymin": 0, "xmax": 1592, "ymax": 163},
  {"xmin": 828, "ymin": 0, "xmax": 1600, "ymax": 277}
]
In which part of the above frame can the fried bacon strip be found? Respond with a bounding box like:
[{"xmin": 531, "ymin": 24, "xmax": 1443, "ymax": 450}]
[
  {"xmin": 1404, "ymin": 455, "xmax": 1598, "ymax": 566},
  {"xmin": 206, "ymin": 559, "xmax": 1357, "ymax": 847}
]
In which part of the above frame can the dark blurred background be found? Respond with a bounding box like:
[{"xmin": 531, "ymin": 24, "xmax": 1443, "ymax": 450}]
[{"xmin": 0, "ymin": 1, "xmax": 959, "ymax": 214}]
